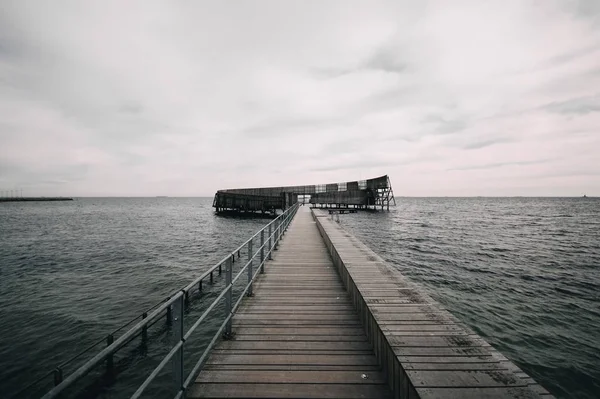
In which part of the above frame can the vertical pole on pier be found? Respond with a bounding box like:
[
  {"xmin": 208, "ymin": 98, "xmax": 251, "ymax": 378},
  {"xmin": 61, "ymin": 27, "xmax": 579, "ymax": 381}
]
[
  {"xmin": 166, "ymin": 298, "xmax": 173, "ymax": 326},
  {"xmin": 106, "ymin": 334, "xmax": 114, "ymax": 373},
  {"xmin": 53, "ymin": 368, "xmax": 63, "ymax": 386},
  {"xmin": 172, "ymin": 293, "xmax": 184, "ymax": 394},
  {"xmin": 260, "ymin": 229, "xmax": 265, "ymax": 273},
  {"xmin": 142, "ymin": 312, "xmax": 148, "ymax": 346},
  {"xmin": 223, "ymin": 256, "xmax": 233, "ymax": 338},
  {"xmin": 274, "ymin": 218, "xmax": 279, "ymax": 250},
  {"xmin": 268, "ymin": 224, "xmax": 273, "ymax": 260},
  {"xmin": 247, "ymin": 239, "xmax": 253, "ymax": 296},
  {"xmin": 199, "ymin": 279, "xmax": 203, "ymax": 293}
]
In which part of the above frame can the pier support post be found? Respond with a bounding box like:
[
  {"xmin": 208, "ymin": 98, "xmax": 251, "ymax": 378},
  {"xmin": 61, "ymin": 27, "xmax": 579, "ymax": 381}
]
[
  {"xmin": 260, "ymin": 230, "xmax": 265, "ymax": 273},
  {"xmin": 268, "ymin": 224, "xmax": 273, "ymax": 259},
  {"xmin": 274, "ymin": 219, "xmax": 280, "ymax": 250},
  {"xmin": 106, "ymin": 334, "xmax": 114, "ymax": 373},
  {"xmin": 172, "ymin": 293, "xmax": 184, "ymax": 393},
  {"xmin": 247, "ymin": 239, "xmax": 253, "ymax": 296},
  {"xmin": 223, "ymin": 256, "xmax": 233, "ymax": 339},
  {"xmin": 166, "ymin": 300, "xmax": 173, "ymax": 326},
  {"xmin": 141, "ymin": 312, "xmax": 148, "ymax": 346},
  {"xmin": 53, "ymin": 368, "xmax": 63, "ymax": 386}
]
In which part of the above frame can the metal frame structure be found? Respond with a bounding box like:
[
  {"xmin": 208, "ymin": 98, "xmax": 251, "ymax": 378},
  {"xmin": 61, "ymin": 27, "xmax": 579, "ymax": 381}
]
[
  {"xmin": 372, "ymin": 175, "xmax": 396, "ymax": 211},
  {"xmin": 213, "ymin": 175, "xmax": 396, "ymax": 213},
  {"xmin": 39, "ymin": 203, "xmax": 300, "ymax": 399}
]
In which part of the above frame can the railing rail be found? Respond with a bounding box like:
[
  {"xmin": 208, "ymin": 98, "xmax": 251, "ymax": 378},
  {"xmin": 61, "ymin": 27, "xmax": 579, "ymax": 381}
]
[{"xmin": 40, "ymin": 202, "xmax": 300, "ymax": 399}]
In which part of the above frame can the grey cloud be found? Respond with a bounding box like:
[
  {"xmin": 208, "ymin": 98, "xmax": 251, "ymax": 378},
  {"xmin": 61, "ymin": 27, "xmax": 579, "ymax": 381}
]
[
  {"xmin": 545, "ymin": 43, "xmax": 600, "ymax": 67},
  {"xmin": 312, "ymin": 45, "xmax": 407, "ymax": 79},
  {"xmin": 238, "ymin": 115, "xmax": 345, "ymax": 138},
  {"xmin": 462, "ymin": 138, "xmax": 512, "ymax": 150},
  {"xmin": 310, "ymin": 159, "xmax": 399, "ymax": 173},
  {"xmin": 118, "ymin": 103, "xmax": 144, "ymax": 115},
  {"xmin": 448, "ymin": 159, "xmax": 556, "ymax": 171},
  {"xmin": 362, "ymin": 47, "xmax": 407, "ymax": 74},
  {"xmin": 569, "ymin": 0, "xmax": 600, "ymax": 18},
  {"xmin": 421, "ymin": 114, "xmax": 468, "ymax": 135},
  {"xmin": 544, "ymin": 95, "xmax": 600, "ymax": 115}
]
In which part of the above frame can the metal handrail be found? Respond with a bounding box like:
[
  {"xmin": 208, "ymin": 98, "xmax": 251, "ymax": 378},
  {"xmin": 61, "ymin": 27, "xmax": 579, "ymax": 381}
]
[{"xmin": 41, "ymin": 202, "xmax": 300, "ymax": 399}]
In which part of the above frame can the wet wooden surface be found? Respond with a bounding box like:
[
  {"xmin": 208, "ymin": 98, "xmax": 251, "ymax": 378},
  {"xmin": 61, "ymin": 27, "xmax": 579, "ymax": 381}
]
[{"xmin": 191, "ymin": 207, "xmax": 392, "ymax": 398}]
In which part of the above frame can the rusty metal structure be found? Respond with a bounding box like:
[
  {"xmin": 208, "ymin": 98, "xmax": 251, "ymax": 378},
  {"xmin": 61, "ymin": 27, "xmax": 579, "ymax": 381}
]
[{"xmin": 212, "ymin": 175, "xmax": 395, "ymax": 214}]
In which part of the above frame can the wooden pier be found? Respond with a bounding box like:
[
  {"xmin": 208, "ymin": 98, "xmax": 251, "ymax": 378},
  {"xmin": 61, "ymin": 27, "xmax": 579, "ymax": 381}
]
[
  {"xmin": 191, "ymin": 207, "xmax": 391, "ymax": 398},
  {"xmin": 191, "ymin": 207, "xmax": 553, "ymax": 398}
]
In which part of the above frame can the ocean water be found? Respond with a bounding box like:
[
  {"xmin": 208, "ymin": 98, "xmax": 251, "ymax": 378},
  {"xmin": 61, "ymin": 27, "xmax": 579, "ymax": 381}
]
[{"xmin": 0, "ymin": 197, "xmax": 599, "ymax": 398}]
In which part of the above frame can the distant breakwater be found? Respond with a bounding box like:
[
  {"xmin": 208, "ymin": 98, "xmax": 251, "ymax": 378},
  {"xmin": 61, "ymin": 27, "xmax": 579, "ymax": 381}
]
[{"xmin": 0, "ymin": 197, "xmax": 73, "ymax": 202}]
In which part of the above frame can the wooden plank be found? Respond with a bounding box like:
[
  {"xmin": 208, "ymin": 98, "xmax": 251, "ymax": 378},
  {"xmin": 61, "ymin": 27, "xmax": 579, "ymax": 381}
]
[
  {"xmin": 233, "ymin": 320, "xmax": 361, "ymax": 326},
  {"xmin": 415, "ymin": 387, "xmax": 541, "ymax": 399},
  {"xmin": 402, "ymin": 362, "xmax": 508, "ymax": 371},
  {"xmin": 195, "ymin": 370, "xmax": 386, "ymax": 384},
  {"xmin": 234, "ymin": 314, "xmax": 357, "ymax": 321},
  {"xmin": 233, "ymin": 334, "xmax": 368, "ymax": 342},
  {"xmin": 232, "ymin": 326, "xmax": 366, "ymax": 335},
  {"xmin": 393, "ymin": 346, "xmax": 492, "ymax": 357},
  {"xmin": 406, "ymin": 370, "xmax": 525, "ymax": 388},
  {"xmin": 388, "ymin": 335, "xmax": 490, "ymax": 347},
  {"xmin": 397, "ymin": 355, "xmax": 498, "ymax": 364},
  {"xmin": 205, "ymin": 354, "xmax": 380, "ymax": 366},
  {"xmin": 203, "ymin": 364, "xmax": 383, "ymax": 372},
  {"xmin": 218, "ymin": 341, "xmax": 372, "ymax": 351},
  {"xmin": 212, "ymin": 349, "xmax": 375, "ymax": 356},
  {"xmin": 188, "ymin": 383, "xmax": 392, "ymax": 398}
]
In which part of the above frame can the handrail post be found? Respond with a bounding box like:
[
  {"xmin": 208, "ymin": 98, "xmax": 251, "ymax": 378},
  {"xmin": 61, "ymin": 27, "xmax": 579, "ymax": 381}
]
[
  {"xmin": 166, "ymin": 300, "xmax": 173, "ymax": 326},
  {"xmin": 247, "ymin": 239, "xmax": 253, "ymax": 296},
  {"xmin": 172, "ymin": 293, "xmax": 184, "ymax": 394},
  {"xmin": 142, "ymin": 312, "xmax": 148, "ymax": 346},
  {"xmin": 274, "ymin": 218, "xmax": 279, "ymax": 250},
  {"xmin": 223, "ymin": 256, "xmax": 233, "ymax": 339},
  {"xmin": 260, "ymin": 230, "xmax": 265, "ymax": 273},
  {"xmin": 268, "ymin": 224, "xmax": 273, "ymax": 260},
  {"xmin": 106, "ymin": 334, "xmax": 114, "ymax": 373},
  {"xmin": 53, "ymin": 367, "xmax": 63, "ymax": 386}
]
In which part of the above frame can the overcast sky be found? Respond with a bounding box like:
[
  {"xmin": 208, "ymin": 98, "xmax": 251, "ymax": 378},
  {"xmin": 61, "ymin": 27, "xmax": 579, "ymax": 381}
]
[{"xmin": 1, "ymin": 1, "xmax": 599, "ymax": 197}]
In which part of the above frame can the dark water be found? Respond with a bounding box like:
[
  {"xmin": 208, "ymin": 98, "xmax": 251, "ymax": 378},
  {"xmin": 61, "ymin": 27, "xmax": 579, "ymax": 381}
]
[
  {"xmin": 1, "ymin": 197, "xmax": 599, "ymax": 398},
  {"xmin": 0, "ymin": 198, "xmax": 268, "ymax": 398},
  {"xmin": 340, "ymin": 197, "xmax": 600, "ymax": 399}
]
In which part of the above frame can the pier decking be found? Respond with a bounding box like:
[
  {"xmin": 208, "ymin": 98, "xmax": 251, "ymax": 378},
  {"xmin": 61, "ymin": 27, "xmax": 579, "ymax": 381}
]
[
  {"xmin": 192, "ymin": 207, "xmax": 553, "ymax": 398},
  {"xmin": 191, "ymin": 207, "xmax": 392, "ymax": 398}
]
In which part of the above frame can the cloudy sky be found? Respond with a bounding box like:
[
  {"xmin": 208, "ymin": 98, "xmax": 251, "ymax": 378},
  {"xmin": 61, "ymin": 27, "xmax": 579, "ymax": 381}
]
[{"xmin": 1, "ymin": 1, "xmax": 599, "ymax": 196}]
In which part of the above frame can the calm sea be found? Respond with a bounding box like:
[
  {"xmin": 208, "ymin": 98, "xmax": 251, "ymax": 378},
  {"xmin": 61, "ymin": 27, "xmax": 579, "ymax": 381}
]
[{"xmin": 0, "ymin": 197, "xmax": 599, "ymax": 398}]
